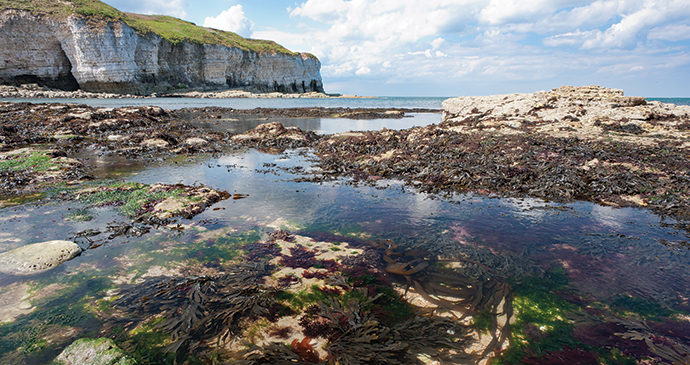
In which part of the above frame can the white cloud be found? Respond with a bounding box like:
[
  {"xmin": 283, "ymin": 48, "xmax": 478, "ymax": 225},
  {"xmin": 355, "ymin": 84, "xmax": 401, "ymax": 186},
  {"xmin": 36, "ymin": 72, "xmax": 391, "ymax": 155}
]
[
  {"xmin": 261, "ymin": 0, "xmax": 690, "ymax": 95},
  {"xmin": 431, "ymin": 37, "xmax": 445, "ymax": 49},
  {"xmin": 478, "ymin": 0, "xmax": 584, "ymax": 25},
  {"xmin": 648, "ymin": 24, "xmax": 690, "ymax": 41},
  {"xmin": 356, "ymin": 67, "xmax": 371, "ymax": 75},
  {"xmin": 203, "ymin": 5, "xmax": 254, "ymax": 37}
]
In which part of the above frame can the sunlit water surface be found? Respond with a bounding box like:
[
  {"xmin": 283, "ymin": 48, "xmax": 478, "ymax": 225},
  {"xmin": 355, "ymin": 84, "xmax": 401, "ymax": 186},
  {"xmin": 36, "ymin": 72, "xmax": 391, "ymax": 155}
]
[{"xmin": 0, "ymin": 98, "xmax": 689, "ymax": 364}]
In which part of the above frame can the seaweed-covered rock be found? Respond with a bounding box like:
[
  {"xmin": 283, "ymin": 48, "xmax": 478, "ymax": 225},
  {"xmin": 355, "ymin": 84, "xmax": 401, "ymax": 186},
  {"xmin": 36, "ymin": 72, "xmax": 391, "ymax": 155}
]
[
  {"xmin": 232, "ymin": 122, "xmax": 319, "ymax": 149},
  {"xmin": 54, "ymin": 337, "xmax": 137, "ymax": 365},
  {"xmin": 0, "ymin": 240, "xmax": 81, "ymax": 276}
]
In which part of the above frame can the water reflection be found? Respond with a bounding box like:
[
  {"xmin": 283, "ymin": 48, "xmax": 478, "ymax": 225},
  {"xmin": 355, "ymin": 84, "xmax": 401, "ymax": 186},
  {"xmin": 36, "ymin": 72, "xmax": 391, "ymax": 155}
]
[
  {"xmin": 189, "ymin": 113, "xmax": 441, "ymax": 134},
  {"xmin": 1, "ymin": 148, "xmax": 689, "ymax": 364}
]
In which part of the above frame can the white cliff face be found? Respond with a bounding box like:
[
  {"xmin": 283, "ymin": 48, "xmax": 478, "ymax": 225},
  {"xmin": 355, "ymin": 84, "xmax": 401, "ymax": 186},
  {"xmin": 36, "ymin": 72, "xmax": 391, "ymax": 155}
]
[
  {"xmin": 0, "ymin": 10, "xmax": 323, "ymax": 94},
  {"xmin": 0, "ymin": 11, "xmax": 77, "ymax": 89}
]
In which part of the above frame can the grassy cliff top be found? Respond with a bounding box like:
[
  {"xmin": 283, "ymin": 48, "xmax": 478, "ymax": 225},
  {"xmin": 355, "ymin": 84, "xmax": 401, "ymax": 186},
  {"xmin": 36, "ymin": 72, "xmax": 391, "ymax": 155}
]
[{"xmin": 0, "ymin": 0, "xmax": 315, "ymax": 58}]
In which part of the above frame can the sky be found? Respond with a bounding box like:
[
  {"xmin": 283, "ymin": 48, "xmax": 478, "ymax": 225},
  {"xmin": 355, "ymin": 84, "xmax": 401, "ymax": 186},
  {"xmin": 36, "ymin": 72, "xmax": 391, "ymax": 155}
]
[{"xmin": 101, "ymin": 0, "xmax": 690, "ymax": 97}]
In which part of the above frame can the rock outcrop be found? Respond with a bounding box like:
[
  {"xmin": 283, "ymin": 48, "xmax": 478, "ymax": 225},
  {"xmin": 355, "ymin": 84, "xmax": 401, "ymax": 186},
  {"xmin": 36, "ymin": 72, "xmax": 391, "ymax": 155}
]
[
  {"xmin": 0, "ymin": 8, "xmax": 323, "ymax": 95},
  {"xmin": 0, "ymin": 240, "xmax": 81, "ymax": 276},
  {"xmin": 442, "ymin": 85, "xmax": 690, "ymax": 138}
]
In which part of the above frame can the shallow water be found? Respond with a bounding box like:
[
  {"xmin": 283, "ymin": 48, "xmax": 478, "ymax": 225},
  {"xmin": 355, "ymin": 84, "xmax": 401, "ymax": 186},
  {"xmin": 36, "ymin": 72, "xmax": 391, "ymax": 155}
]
[
  {"xmin": 0, "ymin": 96, "xmax": 449, "ymax": 110},
  {"xmin": 1, "ymin": 110, "xmax": 690, "ymax": 363},
  {"xmin": 1, "ymin": 145, "xmax": 689, "ymax": 363},
  {"xmin": 186, "ymin": 112, "xmax": 442, "ymax": 134}
]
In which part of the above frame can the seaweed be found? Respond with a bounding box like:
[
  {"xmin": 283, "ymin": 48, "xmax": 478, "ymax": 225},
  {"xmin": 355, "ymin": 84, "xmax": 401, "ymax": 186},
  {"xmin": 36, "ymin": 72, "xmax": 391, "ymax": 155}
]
[
  {"xmin": 290, "ymin": 337, "xmax": 320, "ymax": 363},
  {"xmin": 268, "ymin": 326, "xmax": 292, "ymax": 339},
  {"xmin": 371, "ymin": 239, "xmax": 511, "ymax": 319},
  {"xmin": 235, "ymin": 341, "xmax": 303, "ymax": 364},
  {"xmin": 280, "ymin": 245, "xmax": 318, "ymax": 268},
  {"xmin": 113, "ymin": 261, "xmax": 275, "ymax": 356},
  {"xmin": 318, "ymin": 289, "xmax": 473, "ymax": 364}
]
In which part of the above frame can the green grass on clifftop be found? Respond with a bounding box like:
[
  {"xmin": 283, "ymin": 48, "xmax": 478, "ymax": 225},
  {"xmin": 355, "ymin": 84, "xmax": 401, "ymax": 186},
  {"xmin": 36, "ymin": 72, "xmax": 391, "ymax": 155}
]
[
  {"xmin": 0, "ymin": 0, "xmax": 313, "ymax": 57},
  {"xmin": 123, "ymin": 13, "xmax": 302, "ymax": 56}
]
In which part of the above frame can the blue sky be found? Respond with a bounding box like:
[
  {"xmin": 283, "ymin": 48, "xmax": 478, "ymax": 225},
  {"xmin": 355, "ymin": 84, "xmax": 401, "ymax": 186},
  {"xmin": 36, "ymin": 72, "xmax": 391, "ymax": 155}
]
[{"xmin": 102, "ymin": 0, "xmax": 690, "ymax": 97}]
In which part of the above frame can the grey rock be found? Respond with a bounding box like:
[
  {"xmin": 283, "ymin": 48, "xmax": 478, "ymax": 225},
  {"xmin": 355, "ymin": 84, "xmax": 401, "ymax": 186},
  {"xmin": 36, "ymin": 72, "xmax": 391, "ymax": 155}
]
[
  {"xmin": 0, "ymin": 240, "xmax": 81, "ymax": 276},
  {"xmin": 55, "ymin": 338, "xmax": 137, "ymax": 365},
  {"xmin": 442, "ymin": 85, "xmax": 690, "ymax": 129}
]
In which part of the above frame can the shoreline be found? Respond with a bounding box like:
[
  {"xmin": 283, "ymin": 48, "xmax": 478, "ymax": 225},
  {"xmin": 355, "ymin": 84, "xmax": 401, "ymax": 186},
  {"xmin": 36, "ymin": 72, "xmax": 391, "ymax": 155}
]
[
  {"xmin": 1, "ymin": 88, "xmax": 690, "ymax": 364},
  {"xmin": 0, "ymin": 87, "xmax": 688, "ymax": 233},
  {"xmin": 0, "ymin": 84, "xmax": 375, "ymax": 100}
]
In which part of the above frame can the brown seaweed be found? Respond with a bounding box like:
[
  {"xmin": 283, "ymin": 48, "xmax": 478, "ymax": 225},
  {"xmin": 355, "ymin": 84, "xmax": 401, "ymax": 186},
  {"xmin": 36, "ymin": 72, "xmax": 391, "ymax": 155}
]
[
  {"xmin": 113, "ymin": 261, "xmax": 275, "ymax": 354},
  {"xmin": 319, "ymin": 289, "xmax": 474, "ymax": 365}
]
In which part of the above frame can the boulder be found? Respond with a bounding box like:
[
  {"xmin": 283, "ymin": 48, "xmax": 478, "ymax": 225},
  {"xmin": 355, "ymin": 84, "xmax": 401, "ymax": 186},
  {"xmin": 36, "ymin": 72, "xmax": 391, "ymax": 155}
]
[
  {"xmin": 0, "ymin": 240, "xmax": 81, "ymax": 276},
  {"xmin": 55, "ymin": 338, "xmax": 137, "ymax": 365}
]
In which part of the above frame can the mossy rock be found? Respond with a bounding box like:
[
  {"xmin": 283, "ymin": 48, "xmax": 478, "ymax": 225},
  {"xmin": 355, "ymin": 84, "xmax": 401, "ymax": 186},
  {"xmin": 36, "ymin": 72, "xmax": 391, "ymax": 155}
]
[{"xmin": 54, "ymin": 338, "xmax": 137, "ymax": 365}]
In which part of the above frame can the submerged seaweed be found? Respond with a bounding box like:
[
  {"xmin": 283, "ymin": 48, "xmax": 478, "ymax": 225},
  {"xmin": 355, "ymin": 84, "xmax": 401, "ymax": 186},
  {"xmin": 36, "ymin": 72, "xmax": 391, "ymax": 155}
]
[{"xmin": 113, "ymin": 261, "xmax": 275, "ymax": 356}]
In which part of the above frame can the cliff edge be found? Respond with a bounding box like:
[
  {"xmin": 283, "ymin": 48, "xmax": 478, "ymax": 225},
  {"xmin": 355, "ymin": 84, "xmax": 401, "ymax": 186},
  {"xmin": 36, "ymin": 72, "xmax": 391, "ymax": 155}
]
[{"xmin": 0, "ymin": 0, "xmax": 323, "ymax": 95}]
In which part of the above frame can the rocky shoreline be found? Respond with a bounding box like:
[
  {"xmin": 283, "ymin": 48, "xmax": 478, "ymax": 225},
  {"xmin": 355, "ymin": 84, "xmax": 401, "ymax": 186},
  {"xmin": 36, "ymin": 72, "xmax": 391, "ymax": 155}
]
[
  {"xmin": 1, "ymin": 85, "xmax": 689, "ymax": 230},
  {"xmin": 1, "ymin": 85, "xmax": 690, "ymax": 365},
  {"xmin": 0, "ymin": 84, "xmax": 363, "ymax": 99}
]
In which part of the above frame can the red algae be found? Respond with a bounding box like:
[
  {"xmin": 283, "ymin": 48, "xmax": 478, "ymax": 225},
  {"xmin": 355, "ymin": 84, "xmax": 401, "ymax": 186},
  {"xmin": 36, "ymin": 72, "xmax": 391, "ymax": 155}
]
[
  {"xmin": 244, "ymin": 240, "xmax": 281, "ymax": 262},
  {"xmin": 268, "ymin": 326, "xmax": 293, "ymax": 339},
  {"xmin": 291, "ymin": 336, "xmax": 320, "ymax": 363},
  {"xmin": 302, "ymin": 270, "xmax": 329, "ymax": 279},
  {"xmin": 280, "ymin": 245, "xmax": 318, "ymax": 268}
]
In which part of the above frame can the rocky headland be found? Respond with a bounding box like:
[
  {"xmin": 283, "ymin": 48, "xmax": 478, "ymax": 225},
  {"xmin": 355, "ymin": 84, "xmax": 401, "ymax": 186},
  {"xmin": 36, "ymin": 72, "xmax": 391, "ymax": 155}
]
[{"xmin": 0, "ymin": 0, "xmax": 322, "ymax": 95}]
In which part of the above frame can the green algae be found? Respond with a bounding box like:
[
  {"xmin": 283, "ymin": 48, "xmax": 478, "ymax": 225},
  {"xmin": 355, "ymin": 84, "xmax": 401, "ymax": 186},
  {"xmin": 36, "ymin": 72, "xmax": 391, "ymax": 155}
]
[
  {"xmin": 495, "ymin": 268, "xmax": 579, "ymax": 364},
  {"xmin": 276, "ymin": 285, "xmax": 331, "ymax": 310},
  {"xmin": 0, "ymin": 151, "xmax": 54, "ymax": 172},
  {"xmin": 0, "ymin": 276, "xmax": 108, "ymax": 361},
  {"xmin": 107, "ymin": 322, "xmax": 178, "ymax": 365},
  {"xmin": 52, "ymin": 181, "xmax": 196, "ymax": 219},
  {"xmin": 610, "ymin": 294, "xmax": 674, "ymax": 321},
  {"xmin": 63, "ymin": 206, "xmax": 94, "ymax": 222}
]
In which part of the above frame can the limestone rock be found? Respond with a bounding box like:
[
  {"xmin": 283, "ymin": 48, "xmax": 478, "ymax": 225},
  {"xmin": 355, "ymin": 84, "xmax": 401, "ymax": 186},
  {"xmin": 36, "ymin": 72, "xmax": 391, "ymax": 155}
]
[
  {"xmin": 140, "ymin": 138, "xmax": 169, "ymax": 148},
  {"xmin": 55, "ymin": 338, "xmax": 137, "ymax": 365},
  {"xmin": 233, "ymin": 122, "xmax": 308, "ymax": 142},
  {"xmin": 442, "ymin": 85, "xmax": 690, "ymax": 138},
  {"xmin": 184, "ymin": 137, "xmax": 208, "ymax": 146},
  {"xmin": 0, "ymin": 240, "xmax": 81, "ymax": 276},
  {"xmin": 0, "ymin": 10, "xmax": 323, "ymax": 95}
]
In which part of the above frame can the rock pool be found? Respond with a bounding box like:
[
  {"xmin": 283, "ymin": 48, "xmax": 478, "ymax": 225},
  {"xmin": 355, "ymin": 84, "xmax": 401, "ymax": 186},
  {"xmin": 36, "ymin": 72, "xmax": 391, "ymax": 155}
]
[{"xmin": 0, "ymin": 101, "xmax": 688, "ymax": 365}]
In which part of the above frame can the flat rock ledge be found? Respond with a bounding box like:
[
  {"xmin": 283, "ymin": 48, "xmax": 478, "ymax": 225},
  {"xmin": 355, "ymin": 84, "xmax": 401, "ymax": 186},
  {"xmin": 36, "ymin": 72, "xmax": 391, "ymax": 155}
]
[
  {"xmin": 55, "ymin": 338, "xmax": 136, "ymax": 365},
  {"xmin": 0, "ymin": 240, "xmax": 81, "ymax": 276},
  {"xmin": 442, "ymin": 85, "xmax": 690, "ymax": 142}
]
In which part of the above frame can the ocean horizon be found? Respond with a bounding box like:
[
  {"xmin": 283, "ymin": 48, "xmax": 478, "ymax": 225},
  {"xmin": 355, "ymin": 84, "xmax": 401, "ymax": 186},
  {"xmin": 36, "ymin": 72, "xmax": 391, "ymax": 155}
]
[{"xmin": 1, "ymin": 96, "xmax": 688, "ymax": 110}]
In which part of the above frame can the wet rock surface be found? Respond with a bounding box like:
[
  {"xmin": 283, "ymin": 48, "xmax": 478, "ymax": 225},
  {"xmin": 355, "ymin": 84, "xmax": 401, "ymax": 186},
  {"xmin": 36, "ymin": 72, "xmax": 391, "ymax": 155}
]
[
  {"xmin": 300, "ymin": 86, "xmax": 690, "ymax": 231},
  {"xmin": 0, "ymin": 101, "xmax": 230, "ymax": 195},
  {"xmin": 1, "ymin": 85, "xmax": 689, "ymax": 232},
  {"xmin": 173, "ymin": 105, "xmax": 439, "ymax": 120},
  {"xmin": 0, "ymin": 240, "xmax": 81, "ymax": 276},
  {"xmin": 55, "ymin": 337, "xmax": 137, "ymax": 365}
]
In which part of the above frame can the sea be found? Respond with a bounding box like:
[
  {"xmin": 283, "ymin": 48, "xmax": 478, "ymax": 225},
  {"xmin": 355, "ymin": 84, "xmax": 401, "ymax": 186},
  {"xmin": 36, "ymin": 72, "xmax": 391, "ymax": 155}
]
[{"xmin": 1, "ymin": 96, "xmax": 688, "ymax": 111}]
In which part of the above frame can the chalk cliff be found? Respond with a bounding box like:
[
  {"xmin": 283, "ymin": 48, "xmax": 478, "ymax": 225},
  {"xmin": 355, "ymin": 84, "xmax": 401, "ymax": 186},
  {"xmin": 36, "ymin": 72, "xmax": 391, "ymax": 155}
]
[{"xmin": 0, "ymin": 8, "xmax": 323, "ymax": 95}]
